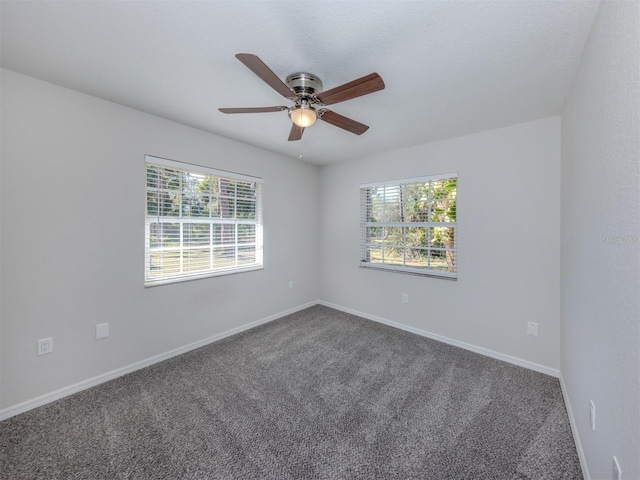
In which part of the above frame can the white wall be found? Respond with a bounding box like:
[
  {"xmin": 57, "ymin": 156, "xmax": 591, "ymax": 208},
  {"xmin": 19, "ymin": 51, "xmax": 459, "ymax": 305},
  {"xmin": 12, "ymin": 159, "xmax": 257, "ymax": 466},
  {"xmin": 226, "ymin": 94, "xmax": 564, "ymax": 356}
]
[
  {"xmin": 561, "ymin": 1, "xmax": 640, "ymax": 478},
  {"xmin": 0, "ymin": 69, "xmax": 320, "ymax": 411},
  {"xmin": 319, "ymin": 116, "xmax": 561, "ymax": 372}
]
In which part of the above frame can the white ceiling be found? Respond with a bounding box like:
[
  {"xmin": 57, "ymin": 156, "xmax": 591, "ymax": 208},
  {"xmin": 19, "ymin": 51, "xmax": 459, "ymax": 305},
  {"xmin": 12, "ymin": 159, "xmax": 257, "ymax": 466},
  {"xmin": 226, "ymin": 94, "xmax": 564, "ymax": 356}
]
[{"xmin": 1, "ymin": 0, "xmax": 600, "ymax": 165}]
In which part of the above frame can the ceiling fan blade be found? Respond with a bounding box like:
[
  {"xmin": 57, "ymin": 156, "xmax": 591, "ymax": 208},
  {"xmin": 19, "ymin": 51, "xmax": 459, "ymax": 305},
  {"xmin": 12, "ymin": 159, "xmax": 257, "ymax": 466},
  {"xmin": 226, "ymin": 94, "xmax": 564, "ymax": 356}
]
[
  {"xmin": 236, "ymin": 53, "xmax": 297, "ymax": 99},
  {"xmin": 319, "ymin": 110, "xmax": 369, "ymax": 135},
  {"xmin": 219, "ymin": 106, "xmax": 288, "ymax": 114},
  {"xmin": 288, "ymin": 123, "xmax": 305, "ymax": 141},
  {"xmin": 316, "ymin": 73, "xmax": 385, "ymax": 106}
]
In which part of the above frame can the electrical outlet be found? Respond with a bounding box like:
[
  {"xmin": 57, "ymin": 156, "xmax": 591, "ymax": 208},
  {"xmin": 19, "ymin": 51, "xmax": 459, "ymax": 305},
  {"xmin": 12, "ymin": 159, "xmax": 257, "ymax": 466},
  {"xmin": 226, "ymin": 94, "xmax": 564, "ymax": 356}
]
[
  {"xmin": 613, "ymin": 456, "xmax": 622, "ymax": 480},
  {"xmin": 590, "ymin": 400, "xmax": 596, "ymax": 431},
  {"xmin": 402, "ymin": 293, "xmax": 409, "ymax": 303},
  {"xmin": 37, "ymin": 337, "xmax": 53, "ymax": 356},
  {"xmin": 527, "ymin": 322, "xmax": 539, "ymax": 336},
  {"xmin": 288, "ymin": 280, "xmax": 294, "ymax": 290}
]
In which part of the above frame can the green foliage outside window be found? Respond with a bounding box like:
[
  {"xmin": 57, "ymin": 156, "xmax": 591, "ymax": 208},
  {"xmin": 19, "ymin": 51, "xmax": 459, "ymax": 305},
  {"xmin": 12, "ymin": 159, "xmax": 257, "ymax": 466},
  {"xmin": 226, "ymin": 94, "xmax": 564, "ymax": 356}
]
[{"xmin": 361, "ymin": 176, "xmax": 457, "ymax": 276}]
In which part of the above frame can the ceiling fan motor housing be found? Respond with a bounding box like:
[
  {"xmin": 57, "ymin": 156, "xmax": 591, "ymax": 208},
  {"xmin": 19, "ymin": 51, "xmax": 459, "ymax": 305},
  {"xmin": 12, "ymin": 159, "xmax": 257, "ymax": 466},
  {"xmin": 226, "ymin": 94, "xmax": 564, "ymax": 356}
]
[{"xmin": 286, "ymin": 72, "xmax": 323, "ymax": 101}]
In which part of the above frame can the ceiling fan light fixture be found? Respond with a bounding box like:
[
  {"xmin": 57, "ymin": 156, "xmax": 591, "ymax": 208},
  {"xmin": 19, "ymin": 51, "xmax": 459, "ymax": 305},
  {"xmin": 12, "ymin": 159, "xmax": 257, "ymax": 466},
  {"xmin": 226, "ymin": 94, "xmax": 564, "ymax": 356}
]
[{"xmin": 289, "ymin": 104, "xmax": 317, "ymax": 128}]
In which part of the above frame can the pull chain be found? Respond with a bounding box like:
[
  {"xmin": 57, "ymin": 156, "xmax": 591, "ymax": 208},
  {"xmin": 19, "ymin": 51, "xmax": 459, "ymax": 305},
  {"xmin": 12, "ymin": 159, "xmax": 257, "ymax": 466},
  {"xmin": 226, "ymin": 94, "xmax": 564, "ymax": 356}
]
[{"xmin": 299, "ymin": 133, "xmax": 308, "ymax": 166}]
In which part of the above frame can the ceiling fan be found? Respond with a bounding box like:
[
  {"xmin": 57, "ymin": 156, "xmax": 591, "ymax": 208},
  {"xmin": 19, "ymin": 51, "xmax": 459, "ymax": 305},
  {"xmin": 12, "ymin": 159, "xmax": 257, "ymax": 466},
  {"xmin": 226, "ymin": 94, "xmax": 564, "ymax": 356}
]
[{"xmin": 219, "ymin": 54, "xmax": 385, "ymax": 141}]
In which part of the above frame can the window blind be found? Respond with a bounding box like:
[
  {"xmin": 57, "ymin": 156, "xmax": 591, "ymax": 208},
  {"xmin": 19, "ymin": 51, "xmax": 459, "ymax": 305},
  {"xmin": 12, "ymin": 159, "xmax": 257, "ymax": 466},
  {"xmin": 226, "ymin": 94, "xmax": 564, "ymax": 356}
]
[
  {"xmin": 360, "ymin": 173, "xmax": 457, "ymax": 279},
  {"xmin": 145, "ymin": 155, "xmax": 263, "ymax": 286}
]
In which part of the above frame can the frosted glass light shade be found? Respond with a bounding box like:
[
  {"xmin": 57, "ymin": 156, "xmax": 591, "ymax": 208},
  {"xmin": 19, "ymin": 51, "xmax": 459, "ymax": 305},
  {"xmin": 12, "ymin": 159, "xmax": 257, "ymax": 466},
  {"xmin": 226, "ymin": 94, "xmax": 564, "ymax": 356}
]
[{"xmin": 289, "ymin": 107, "xmax": 317, "ymax": 127}]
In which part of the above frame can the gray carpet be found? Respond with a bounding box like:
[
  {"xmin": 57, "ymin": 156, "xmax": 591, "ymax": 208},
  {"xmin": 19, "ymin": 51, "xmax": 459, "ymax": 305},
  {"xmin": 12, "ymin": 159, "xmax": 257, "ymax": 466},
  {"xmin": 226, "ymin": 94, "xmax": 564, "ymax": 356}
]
[{"xmin": 1, "ymin": 305, "xmax": 582, "ymax": 479}]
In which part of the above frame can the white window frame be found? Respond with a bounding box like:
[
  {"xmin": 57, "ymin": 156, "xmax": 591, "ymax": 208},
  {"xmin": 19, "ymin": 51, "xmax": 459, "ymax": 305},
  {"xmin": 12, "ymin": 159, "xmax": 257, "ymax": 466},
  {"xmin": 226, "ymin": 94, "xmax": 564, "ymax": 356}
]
[
  {"xmin": 360, "ymin": 173, "xmax": 458, "ymax": 279},
  {"xmin": 145, "ymin": 155, "xmax": 263, "ymax": 287}
]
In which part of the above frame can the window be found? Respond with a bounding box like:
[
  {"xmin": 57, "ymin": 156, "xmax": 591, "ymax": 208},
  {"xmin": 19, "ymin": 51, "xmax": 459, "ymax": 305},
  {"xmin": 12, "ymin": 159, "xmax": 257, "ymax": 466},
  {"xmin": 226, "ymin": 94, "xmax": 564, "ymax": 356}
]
[
  {"xmin": 145, "ymin": 155, "xmax": 263, "ymax": 286},
  {"xmin": 360, "ymin": 173, "xmax": 457, "ymax": 279}
]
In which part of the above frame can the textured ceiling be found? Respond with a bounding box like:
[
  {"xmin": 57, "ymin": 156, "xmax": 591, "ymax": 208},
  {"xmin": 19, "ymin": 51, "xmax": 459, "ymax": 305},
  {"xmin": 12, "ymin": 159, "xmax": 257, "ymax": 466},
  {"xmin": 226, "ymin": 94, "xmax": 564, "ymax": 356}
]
[{"xmin": 0, "ymin": 1, "xmax": 600, "ymax": 165}]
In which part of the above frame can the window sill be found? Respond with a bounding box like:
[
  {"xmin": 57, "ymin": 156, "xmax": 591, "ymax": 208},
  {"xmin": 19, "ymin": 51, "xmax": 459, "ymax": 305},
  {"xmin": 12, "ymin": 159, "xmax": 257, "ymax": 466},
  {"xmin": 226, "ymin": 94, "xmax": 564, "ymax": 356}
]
[
  {"xmin": 359, "ymin": 263, "xmax": 457, "ymax": 280},
  {"xmin": 145, "ymin": 265, "xmax": 264, "ymax": 288}
]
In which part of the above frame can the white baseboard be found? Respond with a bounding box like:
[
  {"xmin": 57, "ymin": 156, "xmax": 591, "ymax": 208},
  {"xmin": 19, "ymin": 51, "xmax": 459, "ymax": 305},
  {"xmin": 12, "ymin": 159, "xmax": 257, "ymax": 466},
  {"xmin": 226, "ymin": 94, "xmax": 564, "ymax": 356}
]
[
  {"xmin": 0, "ymin": 301, "xmax": 317, "ymax": 421},
  {"xmin": 317, "ymin": 300, "xmax": 560, "ymax": 378},
  {"xmin": 559, "ymin": 372, "xmax": 589, "ymax": 480}
]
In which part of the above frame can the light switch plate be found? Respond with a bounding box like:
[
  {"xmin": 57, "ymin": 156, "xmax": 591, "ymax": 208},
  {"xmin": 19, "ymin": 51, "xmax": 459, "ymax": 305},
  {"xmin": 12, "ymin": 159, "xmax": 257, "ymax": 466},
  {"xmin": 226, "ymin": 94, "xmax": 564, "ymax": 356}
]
[{"xmin": 96, "ymin": 322, "xmax": 109, "ymax": 340}]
